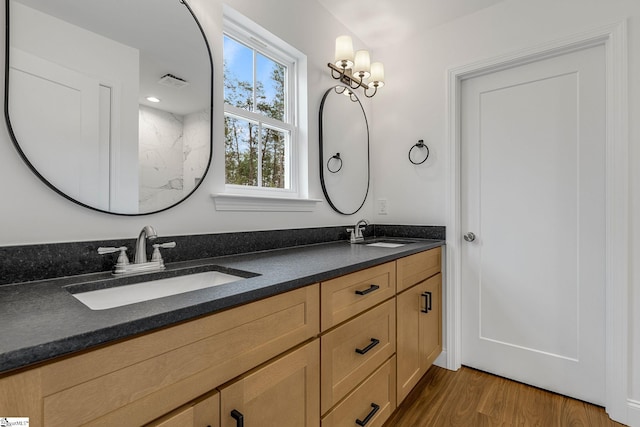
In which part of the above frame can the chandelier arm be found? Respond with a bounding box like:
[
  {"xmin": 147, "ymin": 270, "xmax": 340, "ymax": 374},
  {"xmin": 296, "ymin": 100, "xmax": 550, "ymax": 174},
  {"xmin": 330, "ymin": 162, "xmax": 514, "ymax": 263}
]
[
  {"xmin": 348, "ymin": 77, "xmax": 363, "ymax": 89},
  {"xmin": 334, "ymin": 86, "xmax": 347, "ymax": 95},
  {"xmin": 327, "ymin": 62, "xmax": 380, "ymax": 97},
  {"xmin": 330, "ymin": 67, "xmax": 344, "ymax": 80},
  {"xmin": 363, "ymin": 85, "xmax": 378, "ymax": 98}
]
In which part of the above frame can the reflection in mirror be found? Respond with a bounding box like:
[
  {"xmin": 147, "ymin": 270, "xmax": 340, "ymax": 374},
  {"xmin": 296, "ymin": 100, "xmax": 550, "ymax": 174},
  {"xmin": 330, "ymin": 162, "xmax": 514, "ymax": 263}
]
[
  {"xmin": 5, "ymin": 0, "xmax": 213, "ymax": 215},
  {"xmin": 319, "ymin": 85, "xmax": 370, "ymax": 215}
]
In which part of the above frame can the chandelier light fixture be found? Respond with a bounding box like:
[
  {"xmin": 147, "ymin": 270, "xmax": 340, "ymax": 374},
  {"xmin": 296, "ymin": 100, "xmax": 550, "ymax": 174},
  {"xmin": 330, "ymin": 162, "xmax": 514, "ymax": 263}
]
[{"xmin": 328, "ymin": 35, "xmax": 384, "ymax": 98}]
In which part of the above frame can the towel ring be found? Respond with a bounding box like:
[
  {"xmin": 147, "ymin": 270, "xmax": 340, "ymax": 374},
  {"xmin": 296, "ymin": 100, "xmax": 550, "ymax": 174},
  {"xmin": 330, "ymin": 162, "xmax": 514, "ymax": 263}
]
[
  {"xmin": 327, "ymin": 153, "xmax": 343, "ymax": 173},
  {"xmin": 409, "ymin": 140, "xmax": 429, "ymax": 165}
]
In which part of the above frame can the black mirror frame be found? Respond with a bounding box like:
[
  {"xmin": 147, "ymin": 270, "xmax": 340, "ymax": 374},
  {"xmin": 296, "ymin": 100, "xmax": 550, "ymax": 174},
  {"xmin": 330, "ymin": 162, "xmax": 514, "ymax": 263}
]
[
  {"xmin": 4, "ymin": 0, "xmax": 214, "ymax": 216},
  {"xmin": 319, "ymin": 85, "xmax": 370, "ymax": 215}
]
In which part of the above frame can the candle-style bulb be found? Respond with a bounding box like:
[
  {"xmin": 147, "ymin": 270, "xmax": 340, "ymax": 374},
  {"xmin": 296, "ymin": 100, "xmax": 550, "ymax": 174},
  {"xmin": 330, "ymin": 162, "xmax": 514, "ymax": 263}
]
[
  {"xmin": 369, "ymin": 62, "xmax": 385, "ymax": 88},
  {"xmin": 353, "ymin": 50, "xmax": 371, "ymax": 79},
  {"xmin": 334, "ymin": 35, "xmax": 354, "ymax": 69}
]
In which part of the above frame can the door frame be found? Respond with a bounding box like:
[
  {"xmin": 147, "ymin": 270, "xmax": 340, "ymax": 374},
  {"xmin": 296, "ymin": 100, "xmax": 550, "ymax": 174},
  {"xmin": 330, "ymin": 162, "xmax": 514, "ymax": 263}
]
[{"xmin": 445, "ymin": 21, "xmax": 629, "ymax": 423}]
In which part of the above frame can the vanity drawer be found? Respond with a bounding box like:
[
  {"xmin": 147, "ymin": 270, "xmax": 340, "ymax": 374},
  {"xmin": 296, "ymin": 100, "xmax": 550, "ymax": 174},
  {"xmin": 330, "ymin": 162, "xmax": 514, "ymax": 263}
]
[
  {"xmin": 40, "ymin": 285, "xmax": 319, "ymax": 427},
  {"xmin": 321, "ymin": 356, "xmax": 396, "ymax": 427},
  {"xmin": 320, "ymin": 299, "xmax": 395, "ymax": 414},
  {"xmin": 321, "ymin": 261, "xmax": 396, "ymax": 331},
  {"xmin": 396, "ymin": 247, "xmax": 441, "ymax": 293}
]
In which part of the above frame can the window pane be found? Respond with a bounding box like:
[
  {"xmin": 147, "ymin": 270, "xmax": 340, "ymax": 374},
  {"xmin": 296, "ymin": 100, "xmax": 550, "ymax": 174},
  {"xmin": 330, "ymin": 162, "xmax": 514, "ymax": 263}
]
[
  {"xmin": 261, "ymin": 127, "xmax": 288, "ymax": 189},
  {"xmin": 225, "ymin": 115, "xmax": 259, "ymax": 186},
  {"xmin": 223, "ymin": 22, "xmax": 297, "ymax": 193},
  {"xmin": 256, "ymin": 53, "xmax": 286, "ymax": 121},
  {"xmin": 223, "ymin": 35, "xmax": 254, "ymax": 112}
]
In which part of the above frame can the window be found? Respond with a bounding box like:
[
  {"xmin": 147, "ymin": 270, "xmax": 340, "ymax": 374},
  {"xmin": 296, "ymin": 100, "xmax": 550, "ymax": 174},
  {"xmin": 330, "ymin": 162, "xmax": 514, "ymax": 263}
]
[{"xmin": 223, "ymin": 13, "xmax": 300, "ymax": 197}]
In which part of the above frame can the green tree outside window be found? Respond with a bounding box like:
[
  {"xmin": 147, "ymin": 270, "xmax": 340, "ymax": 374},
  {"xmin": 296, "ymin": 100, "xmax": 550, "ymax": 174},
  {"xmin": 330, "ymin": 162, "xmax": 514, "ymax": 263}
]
[{"xmin": 224, "ymin": 35, "xmax": 289, "ymax": 189}]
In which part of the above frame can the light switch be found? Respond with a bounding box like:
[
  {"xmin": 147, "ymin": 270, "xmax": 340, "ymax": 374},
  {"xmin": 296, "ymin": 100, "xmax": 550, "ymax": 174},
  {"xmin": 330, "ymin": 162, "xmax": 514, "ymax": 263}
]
[{"xmin": 377, "ymin": 199, "xmax": 388, "ymax": 215}]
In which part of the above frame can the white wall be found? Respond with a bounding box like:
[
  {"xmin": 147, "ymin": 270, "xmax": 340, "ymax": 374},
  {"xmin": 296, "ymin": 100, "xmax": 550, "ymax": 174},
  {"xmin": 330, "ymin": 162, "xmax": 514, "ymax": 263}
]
[
  {"xmin": 369, "ymin": 0, "xmax": 640, "ymax": 416},
  {"xmin": 0, "ymin": 0, "xmax": 374, "ymax": 245}
]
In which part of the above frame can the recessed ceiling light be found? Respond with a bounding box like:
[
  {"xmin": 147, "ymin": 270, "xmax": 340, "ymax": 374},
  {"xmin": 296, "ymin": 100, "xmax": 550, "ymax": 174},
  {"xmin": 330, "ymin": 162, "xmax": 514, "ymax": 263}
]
[{"xmin": 146, "ymin": 96, "xmax": 161, "ymax": 103}]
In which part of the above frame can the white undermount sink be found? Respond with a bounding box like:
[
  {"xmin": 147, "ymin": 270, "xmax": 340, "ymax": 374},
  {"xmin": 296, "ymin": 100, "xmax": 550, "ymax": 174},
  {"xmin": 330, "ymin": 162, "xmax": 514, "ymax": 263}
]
[
  {"xmin": 69, "ymin": 269, "xmax": 248, "ymax": 310},
  {"xmin": 365, "ymin": 242, "xmax": 407, "ymax": 248},
  {"xmin": 361, "ymin": 238, "xmax": 418, "ymax": 248}
]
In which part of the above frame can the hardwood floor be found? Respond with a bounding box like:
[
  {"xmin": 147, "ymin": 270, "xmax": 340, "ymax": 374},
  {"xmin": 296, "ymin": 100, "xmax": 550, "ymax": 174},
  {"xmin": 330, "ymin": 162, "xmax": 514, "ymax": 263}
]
[{"xmin": 384, "ymin": 366, "xmax": 625, "ymax": 427}]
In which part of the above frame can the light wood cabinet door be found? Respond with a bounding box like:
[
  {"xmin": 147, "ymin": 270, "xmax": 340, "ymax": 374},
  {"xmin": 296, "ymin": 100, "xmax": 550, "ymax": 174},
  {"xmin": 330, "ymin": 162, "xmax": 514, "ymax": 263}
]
[
  {"xmin": 320, "ymin": 299, "xmax": 396, "ymax": 414},
  {"xmin": 396, "ymin": 273, "xmax": 442, "ymax": 404},
  {"xmin": 146, "ymin": 392, "xmax": 219, "ymax": 427},
  {"xmin": 421, "ymin": 273, "xmax": 442, "ymax": 369},
  {"xmin": 220, "ymin": 340, "xmax": 320, "ymax": 427},
  {"xmin": 396, "ymin": 247, "xmax": 441, "ymax": 293}
]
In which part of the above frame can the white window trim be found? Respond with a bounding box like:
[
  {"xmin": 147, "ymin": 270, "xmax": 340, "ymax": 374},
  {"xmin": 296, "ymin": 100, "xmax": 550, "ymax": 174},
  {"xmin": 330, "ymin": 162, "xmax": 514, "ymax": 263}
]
[
  {"xmin": 219, "ymin": 6, "xmax": 311, "ymax": 210},
  {"xmin": 211, "ymin": 193, "xmax": 322, "ymax": 212}
]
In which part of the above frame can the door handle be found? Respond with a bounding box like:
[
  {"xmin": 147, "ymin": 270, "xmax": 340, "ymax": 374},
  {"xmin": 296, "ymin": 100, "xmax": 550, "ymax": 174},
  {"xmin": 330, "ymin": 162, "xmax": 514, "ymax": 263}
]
[
  {"xmin": 355, "ymin": 403, "xmax": 380, "ymax": 426},
  {"xmin": 463, "ymin": 232, "xmax": 476, "ymax": 242},
  {"xmin": 355, "ymin": 284, "xmax": 379, "ymax": 295},
  {"xmin": 355, "ymin": 338, "xmax": 380, "ymax": 355},
  {"xmin": 421, "ymin": 291, "xmax": 432, "ymax": 313},
  {"xmin": 231, "ymin": 409, "xmax": 244, "ymax": 427}
]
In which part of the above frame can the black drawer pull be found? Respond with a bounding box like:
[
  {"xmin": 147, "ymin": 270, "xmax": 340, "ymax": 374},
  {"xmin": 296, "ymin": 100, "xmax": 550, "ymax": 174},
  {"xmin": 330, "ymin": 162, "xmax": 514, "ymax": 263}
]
[
  {"xmin": 356, "ymin": 403, "xmax": 380, "ymax": 426},
  {"xmin": 355, "ymin": 338, "xmax": 380, "ymax": 355},
  {"xmin": 231, "ymin": 409, "xmax": 244, "ymax": 427},
  {"xmin": 355, "ymin": 284, "xmax": 380, "ymax": 295},
  {"xmin": 421, "ymin": 291, "xmax": 432, "ymax": 313}
]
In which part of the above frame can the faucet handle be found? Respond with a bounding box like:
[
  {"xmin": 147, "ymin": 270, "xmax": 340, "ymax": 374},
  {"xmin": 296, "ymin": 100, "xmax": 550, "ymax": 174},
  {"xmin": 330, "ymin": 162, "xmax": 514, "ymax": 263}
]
[
  {"xmin": 156, "ymin": 241, "xmax": 176, "ymax": 249},
  {"xmin": 98, "ymin": 246, "xmax": 126, "ymax": 255},
  {"xmin": 346, "ymin": 228, "xmax": 359, "ymax": 243},
  {"xmin": 151, "ymin": 241, "xmax": 176, "ymax": 263},
  {"xmin": 98, "ymin": 246, "xmax": 129, "ymax": 267}
]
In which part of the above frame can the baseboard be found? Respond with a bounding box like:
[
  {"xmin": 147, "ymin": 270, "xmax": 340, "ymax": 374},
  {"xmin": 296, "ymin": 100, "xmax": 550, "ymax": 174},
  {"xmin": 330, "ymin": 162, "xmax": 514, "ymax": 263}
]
[
  {"xmin": 627, "ymin": 399, "xmax": 640, "ymax": 427},
  {"xmin": 434, "ymin": 349, "xmax": 449, "ymax": 370}
]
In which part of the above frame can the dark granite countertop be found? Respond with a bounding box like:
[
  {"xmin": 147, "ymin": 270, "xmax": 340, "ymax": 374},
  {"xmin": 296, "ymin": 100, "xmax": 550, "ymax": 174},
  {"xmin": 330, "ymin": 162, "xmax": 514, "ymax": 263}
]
[{"xmin": 0, "ymin": 238, "xmax": 443, "ymax": 375}]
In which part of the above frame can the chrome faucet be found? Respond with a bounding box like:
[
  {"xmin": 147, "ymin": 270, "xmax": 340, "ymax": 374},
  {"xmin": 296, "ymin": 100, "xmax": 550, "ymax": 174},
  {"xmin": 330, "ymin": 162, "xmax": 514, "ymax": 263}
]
[
  {"xmin": 135, "ymin": 225, "xmax": 158, "ymax": 263},
  {"xmin": 98, "ymin": 225, "xmax": 175, "ymax": 276},
  {"xmin": 347, "ymin": 219, "xmax": 369, "ymax": 243}
]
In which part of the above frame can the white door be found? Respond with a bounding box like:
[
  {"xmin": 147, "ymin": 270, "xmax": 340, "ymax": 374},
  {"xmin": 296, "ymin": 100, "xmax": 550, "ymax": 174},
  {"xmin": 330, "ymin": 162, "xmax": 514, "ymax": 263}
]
[
  {"xmin": 9, "ymin": 47, "xmax": 110, "ymax": 210},
  {"xmin": 460, "ymin": 45, "xmax": 606, "ymax": 404}
]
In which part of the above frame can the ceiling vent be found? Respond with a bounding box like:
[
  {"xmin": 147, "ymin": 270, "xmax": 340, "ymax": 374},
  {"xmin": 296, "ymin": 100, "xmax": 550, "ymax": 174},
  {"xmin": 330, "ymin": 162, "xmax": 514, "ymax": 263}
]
[{"xmin": 158, "ymin": 73, "xmax": 189, "ymax": 88}]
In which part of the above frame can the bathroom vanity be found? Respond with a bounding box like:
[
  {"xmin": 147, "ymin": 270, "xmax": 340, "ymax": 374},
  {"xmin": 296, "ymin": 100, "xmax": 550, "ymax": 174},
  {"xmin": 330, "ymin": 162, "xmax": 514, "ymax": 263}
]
[{"xmin": 0, "ymin": 240, "xmax": 443, "ymax": 426}]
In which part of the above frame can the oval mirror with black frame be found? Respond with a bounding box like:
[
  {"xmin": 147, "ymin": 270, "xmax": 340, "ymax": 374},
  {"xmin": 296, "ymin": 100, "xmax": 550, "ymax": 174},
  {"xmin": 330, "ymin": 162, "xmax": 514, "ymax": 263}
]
[
  {"xmin": 319, "ymin": 85, "xmax": 370, "ymax": 215},
  {"xmin": 4, "ymin": 0, "xmax": 213, "ymax": 215}
]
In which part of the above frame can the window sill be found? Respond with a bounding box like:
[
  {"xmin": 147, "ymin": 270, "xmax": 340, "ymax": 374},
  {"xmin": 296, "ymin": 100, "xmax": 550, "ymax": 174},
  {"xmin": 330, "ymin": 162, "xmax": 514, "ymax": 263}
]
[{"xmin": 211, "ymin": 193, "xmax": 323, "ymax": 212}]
